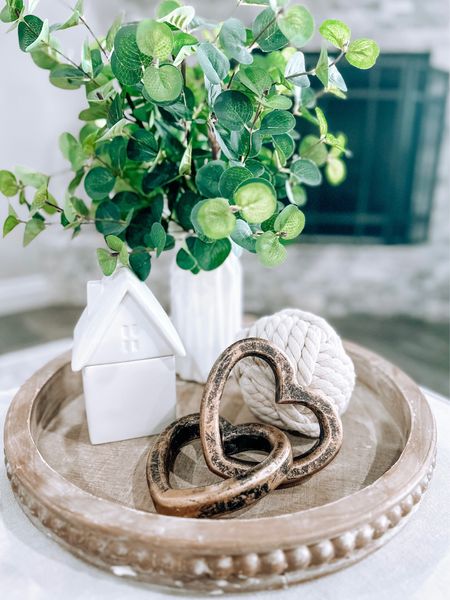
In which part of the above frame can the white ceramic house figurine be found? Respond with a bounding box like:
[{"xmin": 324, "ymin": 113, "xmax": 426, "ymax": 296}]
[{"xmin": 72, "ymin": 268, "xmax": 186, "ymax": 445}]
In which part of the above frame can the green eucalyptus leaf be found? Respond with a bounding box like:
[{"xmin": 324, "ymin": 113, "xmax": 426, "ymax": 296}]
[
  {"xmin": 149, "ymin": 222, "xmax": 167, "ymax": 256},
  {"xmin": 285, "ymin": 50, "xmax": 310, "ymax": 87},
  {"xmin": 0, "ymin": 0, "xmax": 23, "ymax": 23},
  {"xmin": 172, "ymin": 30, "xmax": 198, "ymax": 58},
  {"xmin": 196, "ymin": 42, "xmax": 230, "ymax": 84},
  {"xmin": 234, "ymin": 178, "xmax": 277, "ymax": 223},
  {"xmin": 57, "ymin": 0, "xmax": 84, "ymax": 31},
  {"xmin": 59, "ymin": 132, "xmax": 85, "ymax": 170},
  {"xmin": 30, "ymin": 184, "xmax": 52, "ymax": 215},
  {"xmin": 231, "ymin": 219, "xmax": 256, "ymax": 253},
  {"xmin": 315, "ymin": 106, "xmax": 328, "ymax": 137},
  {"xmin": 18, "ymin": 14, "xmax": 43, "ymax": 52},
  {"xmin": 273, "ymin": 133, "xmax": 295, "ymax": 165},
  {"xmin": 15, "ymin": 167, "xmax": 48, "ymax": 189},
  {"xmin": 64, "ymin": 195, "xmax": 87, "ymax": 222},
  {"xmin": 79, "ymin": 103, "xmax": 109, "ymax": 121},
  {"xmin": 111, "ymin": 52, "xmax": 142, "ymax": 85},
  {"xmin": 214, "ymin": 90, "xmax": 253, "ymax": 132},
  {"xmin": 274, "ymin": 204, "xmax": 305, "ymax": 239},
  {"xmin": 105, "ymin": 234, "xmax": 124, "ymax": 252},
  {"xmin": 252, "ymin": 8, "xmax": 288, "ymax": 52},
  {"xmin": 176, "ymin": 246, "xmax": 197, "ymax": 271},
  {"xmin": 119, "ymin": 244, "xmax": 129, "ymax": 266},
  {"xmin": 193, "ymin": 198, "xmax": 235, "ymax": 240},
  {"xmin": 97, "ymin": 248, "xmax": 117, "ymax": 276},
  {"xmin": 195, "ymin": 160, "xmax": 226, "ymax": 197},
  {"xmin": 95, "ymin": 200, "xmax": 125, "ymax": 235},
  {"xmin": 25, "ymin": 18, "xmax": 49, "ymax": 53},
  {"xmin": 319, "ymin": 19, "xmax": 351, "ymax": 50},
  {"xmin": 245, "ymin": 159, "xmax": 265, "ymax": 177},
  {"xmin": 255, "ymin": 230, "xmax": 287, "ymax": 267},
  {"xmin": 137, "ymin": 19, "xmax": 173, "ymax": 59},
  {"xmin": 175, "ymin": 191, "xmax": 197, "ymax": 230},
  {"xmin": 68, "ymin": 169, "xmax": 84, "ymax": 194},
  {"xmin": 111, "ymin": 24, "xmax": 149, "ymax": 85},
  {"xmin": 97, "ymin": 118, "xmax": 130, "ymax": 143},
  {"xmin": 219, "ymin": 166, "xmax": 253, "ymax": 200},
  {"xmin": 158, "ymin": 5, "xmax": 195, "ymax": 32},
  {"xmin": 23, "ymin": 217, "xmax": 45, "ymax": 247},
  {"xmin": 286, "ymin": 181, "xmax": 307, "ymax": 206},
  {"xmin": 325, "ymin": 132, "xmax": 347, "ymax": 154},
  {"xmin": 107, "ymin": 94, "xmax": 123, "ymax": 128},
  {"xmin": 278, "ymin": 5, "xmax": 314, "ymax": 48},
  {"xmin": 219, "ymin": 18, "xmax": 253, "ymax": 65},
  {"xmin": 230, "ymin": 128, "xmax": 261, "ymax": 159},
  {"xmin": 157, "ymin": 0, "xmax": 182, "ymax": 18},
  {"xmin": 3, "ymin": 213, "xmax": 20, "ymax": 237},
  {"xmin": 49, "ymin": 64, "xmax": 85, "ymax": 89},
  {"xmin": 300, "ymin": 87, "xmax": 316, "ymax": 109},
  {"xmin": 85, "ymin": 167, "xmax": 116, "ymax": 200},
  {"xmin": 262, "ymin": 95, "xmax": 293, "ymax": 110},
  {"xmin": 142, "ymin": 163, "xmax": 178, "ymax": 193},
  {"xmin": 259, "ymin": 110, "xmax": 296, "ymax": 136},
  {"xmin": 213, "ymin": 127, "xmax": 239, "ymax": 161},
  {"xmin": 346, "ymin": 38, "xmax": 380, "ymax": 69},
  {"xmin": 130, "ymin": 249, "xmax": 151, "ymax": 280},
  {"xmin": 328, "ymin": 62, "xmax": 347, "ymax": 92},
  {"xmin": 179, "ymin": 141, "xmax": 193, "ymax": 176},
  {"xmin": 238, "ymin": 66, "xmax": 272, "ymax": 97},
  {"xmin": 291, "ymin": 158, "xmax": 322, "ymax": 186},
  {"xmin": 326, "ymin": 157, "xmax": 347, "ymax": 185},
  {"xmin": 31, "ymin": 47, "xmax": 58, "ymax": 70},
  {"xmin": 105, "ymin": 14, "xmax": 123, "ymax": 52},
  {"xmin": 111, "ymin": 191, "xmax": 141, "ymax": 217},
  {"xmin": 299, "ymin": 134, "xmax": 328, "ymax": 166},
  {"xmin": 127, "ymin": 129, "xmax": 158, "ymax": 162},
  {"xmin": 192, "ymin": 237, "xmax": 231, "ymax": 271},
  {"xmin": 0, "ymin": 170, "xmax": 18, "ymax": 196},
  {"xmin": 114, "ymin": 24, "xmax": 145, "ymax": 68},
  {"xmin": 315, "ymin": 46, "xmax": 329, "ymax": 87},
  {"xmin": 143, "ymin": 64, "xmax": 183, "ymax": 103}
]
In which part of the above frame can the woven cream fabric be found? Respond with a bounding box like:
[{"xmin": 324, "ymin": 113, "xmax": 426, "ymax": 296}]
[{"xmin": 234, "ymin": 309, "xmax": 356, "ymax": 437}]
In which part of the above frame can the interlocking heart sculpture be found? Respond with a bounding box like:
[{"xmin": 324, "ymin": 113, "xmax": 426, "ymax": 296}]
[{"xmin": 147, "ymin": 338, "xmax": 343, "ymax": 518}]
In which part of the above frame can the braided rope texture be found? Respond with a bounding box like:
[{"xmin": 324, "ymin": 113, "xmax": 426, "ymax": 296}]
[{"xmin": 234, "ymin": 309, "xmax": 356, "ymax": 437}]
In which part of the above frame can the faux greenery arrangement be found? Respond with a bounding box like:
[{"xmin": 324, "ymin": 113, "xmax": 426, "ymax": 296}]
[{"xmin": 0, "ymin": 0, "xmax": 379, "ymax": 281}]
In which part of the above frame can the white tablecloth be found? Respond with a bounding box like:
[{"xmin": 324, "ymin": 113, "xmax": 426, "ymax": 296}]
[{"xmin": 0, "ymin": 342, "xmax": 449, "ymax": 600}]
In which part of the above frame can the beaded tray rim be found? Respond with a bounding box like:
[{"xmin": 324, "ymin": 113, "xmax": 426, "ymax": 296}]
[{"xmin": 3, "ymin": 342, "xmax": 436, "ymax": 592}]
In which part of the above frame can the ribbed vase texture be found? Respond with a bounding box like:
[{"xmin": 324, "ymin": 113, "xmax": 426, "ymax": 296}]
[{"xmin": 170, "ymin": 252, "xmax": 243, "ymax": 383}]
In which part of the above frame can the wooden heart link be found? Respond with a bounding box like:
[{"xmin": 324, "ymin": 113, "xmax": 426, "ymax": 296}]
[
  {"xmin": 200, "ymin": 338, "xmax": 343, "ymax": 487},
  {"xmin": 147, "ymin": 414, "xmax": 293, "ymax": 518}
]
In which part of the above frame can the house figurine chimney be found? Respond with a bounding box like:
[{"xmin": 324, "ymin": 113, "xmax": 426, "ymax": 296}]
[
  {"xmin": 87, "ymin": 281, "xmax": 103, "ymax": 314},
  {"xmin": 72, "ymin": 268, "xmax": 186, "ymax": 445}
]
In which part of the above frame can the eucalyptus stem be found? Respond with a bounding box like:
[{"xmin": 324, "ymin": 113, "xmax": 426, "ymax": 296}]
[
  {"xmin": 286, "ymin": 48, "xmax": 347, "ymax": 81},
  {"xmin": 125, "ymin": 92, "xmax": 145, "ymax": 128},
  {"xmin": 79, "ymin": 15, "xmax": 109, "ymax": 60}
]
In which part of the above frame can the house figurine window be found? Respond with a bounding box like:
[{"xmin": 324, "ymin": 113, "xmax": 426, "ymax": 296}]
[{"xmin": 122, "ymin": 324, "xmax": 140, "ymax": 354}]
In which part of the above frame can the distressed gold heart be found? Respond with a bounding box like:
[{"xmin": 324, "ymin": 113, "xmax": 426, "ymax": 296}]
[
  {"xmin": 200, "ymin": 338, "xmax": 343, "ymax": 487},
  {"xmin": 147, "ymin": 414, "xmax": 293, "ymax": 518}
]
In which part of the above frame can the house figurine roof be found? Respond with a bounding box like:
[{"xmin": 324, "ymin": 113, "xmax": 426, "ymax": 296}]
[{"xmin": 72, "ymin": 268, "xmax": 186, "ymax": 371}]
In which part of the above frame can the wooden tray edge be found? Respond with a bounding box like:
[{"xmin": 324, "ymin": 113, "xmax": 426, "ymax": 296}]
[{"xmin": 3, "ymin": 343, "xmax": 437, "ymax": 592}]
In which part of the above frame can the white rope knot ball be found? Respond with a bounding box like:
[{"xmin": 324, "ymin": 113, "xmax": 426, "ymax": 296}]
[{"xmin": 234, "ymin": 309, "xmax": 356, "ymax": 438}]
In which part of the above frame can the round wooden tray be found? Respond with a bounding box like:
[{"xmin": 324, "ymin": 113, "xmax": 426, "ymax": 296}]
[{"xmin": 4, "ymin": 342, "xmax": 436, "ymax": 593}]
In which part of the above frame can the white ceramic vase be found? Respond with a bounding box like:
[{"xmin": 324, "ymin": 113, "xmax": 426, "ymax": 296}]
[{"xmin": 170, "ymin": 251, "xmax": 243, "ymax": 383}]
